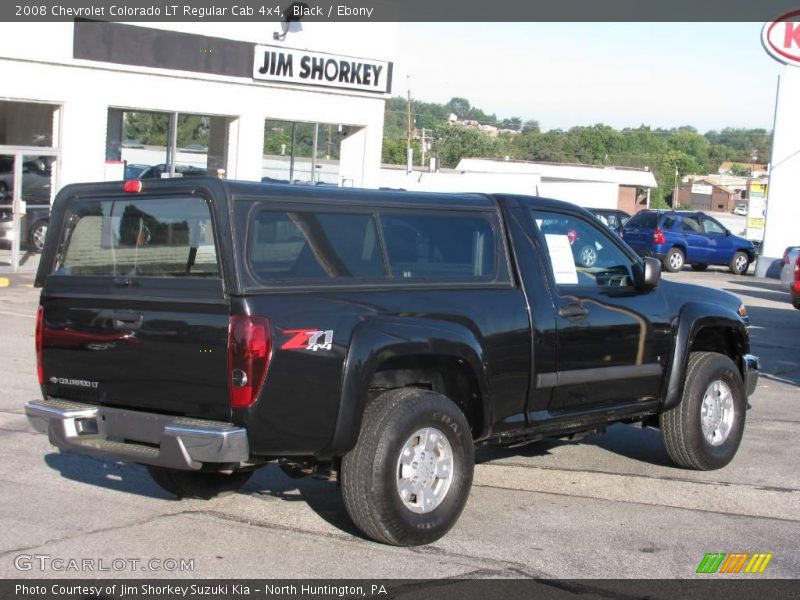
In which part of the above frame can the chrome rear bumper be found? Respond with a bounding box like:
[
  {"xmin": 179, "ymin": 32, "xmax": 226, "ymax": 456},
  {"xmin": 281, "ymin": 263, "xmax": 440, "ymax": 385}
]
[{"xmin": 26, "ymin": 399, "xmax": 249, "ymax": 470}]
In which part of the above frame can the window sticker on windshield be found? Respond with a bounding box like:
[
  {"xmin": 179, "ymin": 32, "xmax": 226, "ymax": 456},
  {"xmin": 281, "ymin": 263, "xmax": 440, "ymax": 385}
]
[{"xmin": 544, "ymin": 234, "xmax": 579, "ymax": 285}]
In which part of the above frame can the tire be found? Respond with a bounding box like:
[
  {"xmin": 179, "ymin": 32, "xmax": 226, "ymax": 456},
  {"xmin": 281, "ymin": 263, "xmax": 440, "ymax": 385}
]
[
  {"xmin": 660, "ymin": 352, "xmax": 746, "ymax": 470},
  {"xmin": 340, "ymin": 388, "xmax": 474, "ymax": 546},
  {"xmin": 578, "ymin": 245, "xmax": 598, "ymax": 268},
  {"xmin": 147, "ymin": 466, "xmax": 253, "ymax": 499},
  {"xmin": 28, "ymin": 220, "xmax": 48, "ymax": 253},
  {"xmin": 691, "ymin": 263, "xmax": 708, "ymax": 271},
  {"xmin": 663, "ymin": 247, "xmax": 684, "ymax": 273},
  {"xmin": 729, "ymin": 251, "xmax": 750, "ymax": 275}
]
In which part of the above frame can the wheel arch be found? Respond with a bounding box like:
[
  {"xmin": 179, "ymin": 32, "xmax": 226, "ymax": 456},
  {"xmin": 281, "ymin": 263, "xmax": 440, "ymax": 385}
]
[
  {"xmin": 320, "ymin": 317, "xmax": 491, "ymax": 458},
  {"xmin": 662, "ymin": 302, "xmax": 749, "ymax": 411}
]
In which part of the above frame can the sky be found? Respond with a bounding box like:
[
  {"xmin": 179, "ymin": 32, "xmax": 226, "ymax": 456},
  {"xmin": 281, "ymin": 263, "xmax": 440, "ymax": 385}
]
[{"xmin": 392, "ymin": 22, "xmax": 786, "ymax": 132}]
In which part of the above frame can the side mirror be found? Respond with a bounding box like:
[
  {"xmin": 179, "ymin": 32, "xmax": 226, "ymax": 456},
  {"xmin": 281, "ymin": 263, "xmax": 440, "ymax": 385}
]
[
  {"xmin": 725, "ymin": 229, "xmax": 731, "ymax": 236},
  {"xmin": 640, "ymin": 257, "xmax": 661, "ymax": 289}
]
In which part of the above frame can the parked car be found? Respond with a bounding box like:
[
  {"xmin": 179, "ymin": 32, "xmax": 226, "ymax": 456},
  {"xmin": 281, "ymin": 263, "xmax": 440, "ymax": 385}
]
[
  {"xmin": 0, "ymin": 199, "xmax": 50, "ymax": 253},
  {"xmin": 621, "ymin": 210, "xmax": 755, "ymax": 274},
  {"xmin": 780, "ymin": 246, "xmax": 800, "ymax": 309},
  {"xmin": 123, "ymin": 163, "xmax": 150, "ymax": 180},
  {"xmin": 0, "ymin": 156, "xmax": 52, "ymax": 252},
  {"xmin": 135, "ymin": 164, "xmax": 208, "ymax": 179},
  {"xmin": 0, "ymin": 156, "xmax": 53, "ymax": 201},
  {"xmin": 27, "ymin": 180, "xmax": 759, "ymax": 546},
  {"xmin": 733, "ymin": 203, "xmax": 748, "ymax": 216},
  {"xmin": 586, "ymin": 208, "xmax": 631, "ymax": 235}
]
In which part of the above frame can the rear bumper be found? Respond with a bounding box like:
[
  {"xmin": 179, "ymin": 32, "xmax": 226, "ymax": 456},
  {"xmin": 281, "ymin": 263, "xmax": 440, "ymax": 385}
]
[
  {"xmin": 742, "ymin": 354, "xmax": 759, "ymax": 397},
  {"xmin": 25, "ymin": 399, "xmax": 249, "ymax": 470}
]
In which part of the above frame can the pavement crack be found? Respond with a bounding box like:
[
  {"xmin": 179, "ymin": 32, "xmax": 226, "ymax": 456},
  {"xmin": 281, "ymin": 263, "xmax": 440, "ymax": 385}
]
[
  {"xmin": 472, "ymin": 481, "xmax": 800, "ymax": 523},
  {"xmin": 0, "ymin": 509, "xmax": 204, "ymax": 559},
  {"xmin": 476, "ymin": 461, "xmax": 800, "ymax": 493}
]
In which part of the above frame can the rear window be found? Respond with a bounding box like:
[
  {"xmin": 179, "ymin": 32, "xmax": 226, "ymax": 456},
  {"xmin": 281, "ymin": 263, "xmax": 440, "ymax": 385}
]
[
  {"xmin": 246, "ymin": 208, "xmax": 497, "ymax": 283},
  {"xmin": 625, "ymin": 212, "xmax": 658, "ymax": 229},
  {"xmin": 55, "ymin": 197, "xmax": 219, "ymax": 277}
]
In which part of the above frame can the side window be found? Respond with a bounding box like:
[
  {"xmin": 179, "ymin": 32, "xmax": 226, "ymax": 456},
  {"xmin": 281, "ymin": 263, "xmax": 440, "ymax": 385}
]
[
  {"xmin": 702, "ymin": 217, "xmax": 726, "ymax": 234},
  {"xmin": 680, "ymin": 216, "xmax": 702, "ymax": 233},
  {"xmin": 249, "ymin": 211, "xmax": 385, "ymax": 280},
  {"xmin": 662, "ymin": 216, "xmax": 677, "ymax": 229},
  {"xmin": 532, "ymin": 210, "xmax": 634, "ymax": 288},
  {"xmin": 379, "ymin": 213, "xmax": 496, "ymax": 280}
]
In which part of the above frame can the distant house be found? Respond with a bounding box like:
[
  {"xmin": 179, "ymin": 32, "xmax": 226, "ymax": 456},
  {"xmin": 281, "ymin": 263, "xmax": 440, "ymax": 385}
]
[
  {"xmin": 718, "ymin": 161, "xmax": 769, "ymax": 178},
  {"xmin": 676, "ymin": 178, "xmax": 743, "ymax": 212}
]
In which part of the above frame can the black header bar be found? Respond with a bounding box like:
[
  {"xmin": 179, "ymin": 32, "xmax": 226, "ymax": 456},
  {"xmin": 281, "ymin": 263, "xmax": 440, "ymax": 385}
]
[{"xmin": 3, "ymin": 0, "xmax": 800, "ymax": 22}]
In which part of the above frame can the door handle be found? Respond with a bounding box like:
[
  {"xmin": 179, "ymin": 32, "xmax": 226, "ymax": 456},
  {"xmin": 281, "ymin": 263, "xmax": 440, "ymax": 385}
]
[{"xmin": 559, "ymin": 303, "xmax": 588, "ymax": 319}]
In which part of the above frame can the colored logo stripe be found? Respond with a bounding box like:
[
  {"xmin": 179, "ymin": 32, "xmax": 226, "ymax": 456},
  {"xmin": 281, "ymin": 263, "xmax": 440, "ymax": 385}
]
[
  {"xmin": 696, "ymin": 552, "xmax": 773, "ymax": 574},
  {"xmin": 744, "ymin": 553, "xmax": 773, "ymax": 574},
  {"xmin": 697, "ymin": 553, "xmax": 726, "ymax": 573}
]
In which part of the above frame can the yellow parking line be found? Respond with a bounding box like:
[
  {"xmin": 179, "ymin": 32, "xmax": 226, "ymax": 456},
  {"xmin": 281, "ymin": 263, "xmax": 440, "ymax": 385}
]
[{"xmin": 0, "ymin": 277, "xmax": 9, "ymax": 287}]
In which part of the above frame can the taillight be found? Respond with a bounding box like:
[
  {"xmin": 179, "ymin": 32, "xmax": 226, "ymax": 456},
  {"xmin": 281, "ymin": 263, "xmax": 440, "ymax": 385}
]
[
  {"xmin": 228, "ymin": 316, "xmax": 271, "ymax": 409},
  {"xmin": 653, "ymin": 228, "xmax": 665, "ymax": 244},
  {"xmin": 35, "ymin": 306, "xmax": 43, "ymax": 386},
  {"xmin": 793, "ymin": 256, "xmax": 800, "ymax": 292}
]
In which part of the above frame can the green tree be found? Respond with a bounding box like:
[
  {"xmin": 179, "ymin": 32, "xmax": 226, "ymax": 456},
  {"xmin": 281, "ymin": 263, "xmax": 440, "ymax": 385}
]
[
  {"xmin": 434, "ymin": 124, "xmax": 497, "ymax": 168},
  {"xmin": 446, "ymin": 97, "xmax": 471, "ymax": 120}
]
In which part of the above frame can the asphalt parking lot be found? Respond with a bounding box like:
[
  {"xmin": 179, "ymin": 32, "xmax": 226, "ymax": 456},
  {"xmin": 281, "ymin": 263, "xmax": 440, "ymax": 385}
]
[{"xmin": 0, "ymin": 264, "xmax": 798, "ymax": 580}]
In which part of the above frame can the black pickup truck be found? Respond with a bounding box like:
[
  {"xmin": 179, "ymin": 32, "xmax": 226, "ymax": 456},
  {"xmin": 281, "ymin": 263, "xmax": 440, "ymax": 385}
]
[{"xmin": 26, "ymin": 178, "xmax": 758, "ymax": 546}]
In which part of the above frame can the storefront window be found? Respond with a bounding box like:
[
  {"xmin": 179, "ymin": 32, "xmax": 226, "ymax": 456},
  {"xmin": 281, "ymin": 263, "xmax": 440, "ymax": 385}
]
[
  {"xmin": 107, "ymin": 109, "xmax": 230, "ymax": 180},
  {"xmin": 0, "ymin": 101, "xmax": 58, "ymax": 147},
  {"xmin": 263, "ymin": 119, "xmax": 346, "ymax": 185}
]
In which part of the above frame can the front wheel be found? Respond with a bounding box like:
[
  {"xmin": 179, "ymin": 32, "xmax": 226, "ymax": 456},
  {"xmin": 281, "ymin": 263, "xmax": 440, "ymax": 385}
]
[
  {"xmin": 663, "ymin": 247, "xmax": 685, "ymax": 273},
  {"xmin": 340, "ymin": 388, "xmax": 474, "ymax": 546},
  {"xmin": 578, "ymin": 245, "xmax": 598, "ymax": 268},
  {"xmin": 660, "ymin": 352, "xmax": 746, "ymax": 470},
  {"xmin": 729, "ymin": 251, "xmax": 750, "ymax": 275},
  {"xmin": 147, "ymin": 466, "xmax": 253, "ymax": 499}
]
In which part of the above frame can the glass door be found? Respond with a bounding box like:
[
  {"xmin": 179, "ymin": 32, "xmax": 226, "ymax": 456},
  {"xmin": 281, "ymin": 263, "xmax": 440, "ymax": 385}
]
[{"xmin": 0, "ymin": 152, "xmax": 57, "ymax": 272}]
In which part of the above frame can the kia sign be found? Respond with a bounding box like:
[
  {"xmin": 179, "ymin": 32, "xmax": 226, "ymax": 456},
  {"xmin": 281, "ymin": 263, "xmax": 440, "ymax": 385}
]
[{"xmin": 762, "ymin": 10, "xmax": 800, "ymax": 66}]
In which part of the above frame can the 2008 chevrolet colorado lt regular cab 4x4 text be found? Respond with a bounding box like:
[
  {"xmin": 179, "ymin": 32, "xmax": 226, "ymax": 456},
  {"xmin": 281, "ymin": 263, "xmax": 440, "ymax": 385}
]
[{"xmin": 26, "ymin": 178, "xmax": 758, "ymax": 546}]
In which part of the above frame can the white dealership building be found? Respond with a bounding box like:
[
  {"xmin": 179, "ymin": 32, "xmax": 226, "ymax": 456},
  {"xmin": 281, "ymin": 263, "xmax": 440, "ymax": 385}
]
[{"xmin": 0, "ymin": 20, "xmax": 397, "ymax": 269}]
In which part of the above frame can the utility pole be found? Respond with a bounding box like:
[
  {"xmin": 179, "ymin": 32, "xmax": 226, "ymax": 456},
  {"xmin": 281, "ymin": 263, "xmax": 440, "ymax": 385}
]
[
  {"xmin": 406, "ymin": 77, "xmax": 413, "ymax": 174},
  {"xmin": 673, "ymin": 166, "xmax": 679, "ymax": 208},
  {"xmin": 421, "ymin": 128, "xmax": 426, "ymax": 167}
]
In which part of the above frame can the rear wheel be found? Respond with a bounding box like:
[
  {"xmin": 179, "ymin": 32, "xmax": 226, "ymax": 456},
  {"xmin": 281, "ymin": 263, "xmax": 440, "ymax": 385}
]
[
  {"xmin": 660, "ymin": 352, "xmax": 746, "ymax": 470},
  {"xmin": 663, "ymin": 247, "xmax": 684, "ymax": 272},
  {"xmin": 729, "ymin": 251, "xmax": 750, "ymax": 275},
  {"xmin": 340, "ymin": 388, "xmax": 474, "ymax": 546},
  {"xmin": 147, "ymin": 466, "xmax": 253, "ymax": 499}
]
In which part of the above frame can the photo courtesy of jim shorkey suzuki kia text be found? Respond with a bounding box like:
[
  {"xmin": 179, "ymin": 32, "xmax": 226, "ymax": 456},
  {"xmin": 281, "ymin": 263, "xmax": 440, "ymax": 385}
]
[{"xmin": 14, "ymin": 583, "xmax": 388, "ymax": 597}]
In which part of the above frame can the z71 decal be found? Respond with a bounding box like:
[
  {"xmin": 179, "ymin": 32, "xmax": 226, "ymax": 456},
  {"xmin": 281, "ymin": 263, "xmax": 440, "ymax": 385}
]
[{"xmin": 281, "ymin": 329, "xmax": 334, "ymax": 352}]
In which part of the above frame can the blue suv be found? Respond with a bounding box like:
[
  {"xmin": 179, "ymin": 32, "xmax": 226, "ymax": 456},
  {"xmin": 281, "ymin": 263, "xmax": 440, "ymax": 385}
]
[{"xmin": 621, "ymin": 210, "xmax": 755, "ymax": 274}]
